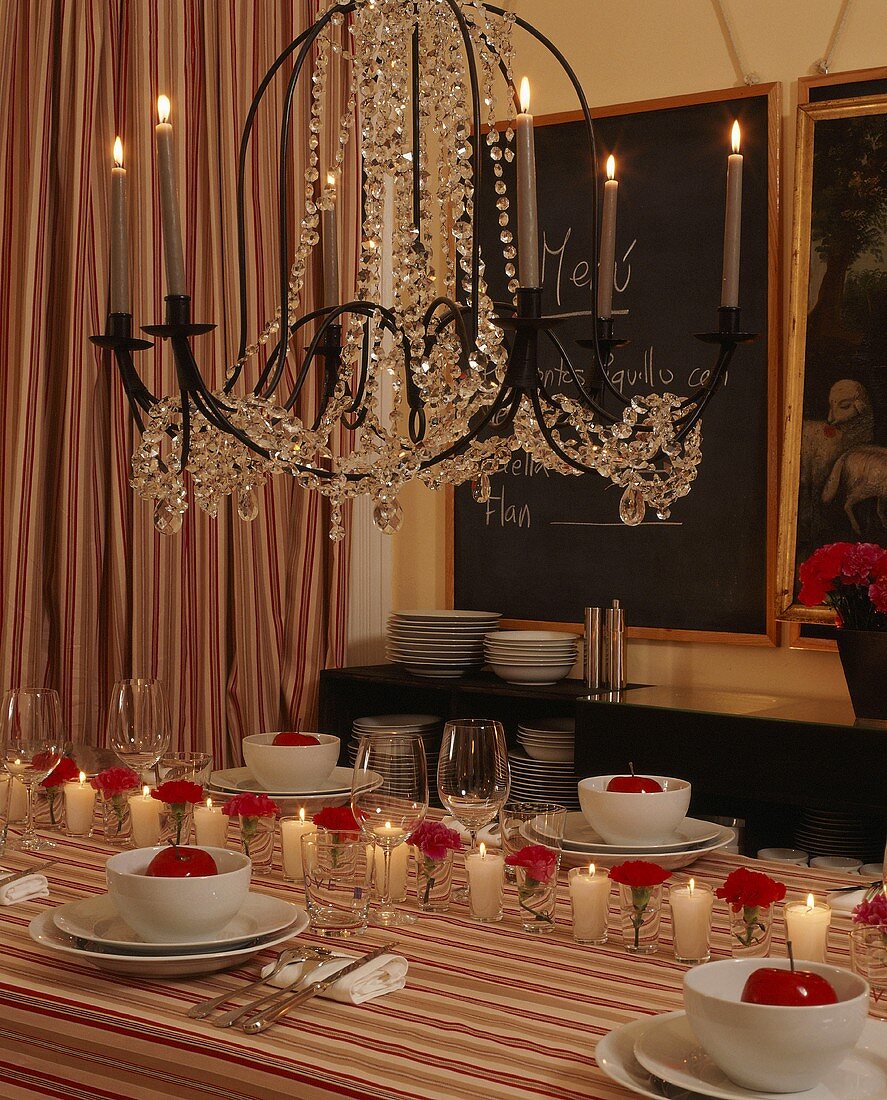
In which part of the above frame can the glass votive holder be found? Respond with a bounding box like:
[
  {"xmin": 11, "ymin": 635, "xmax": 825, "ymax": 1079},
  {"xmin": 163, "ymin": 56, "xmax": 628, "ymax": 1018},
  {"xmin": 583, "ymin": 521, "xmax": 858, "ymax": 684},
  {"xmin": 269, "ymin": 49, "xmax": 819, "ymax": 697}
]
[
  {"xmin": 465, "ymin": 843, "xmax": 505, "ymax": 922},
  {"xmin": 63, "ymin": 775, "xmax": 96, "ymax": 837},
  {"xmin": 365, "ymin": 838, "xmax": 409, "ymax": 902},
  {"xmin": 730, "ymin": 901, "xmax": 774, "ymax": 957},
  {"xmin": 783, "ymin": 894, "xmax": 831, "ymax": 963},
  {"xmin": 156, "ymin": 751, "xmax": 213, "ymax": 786},
  {"xmin": 193, "ymin": 798, "xmax": 229, "ymax": 848},
  {"xmin": 569, "ymin": 864, "xmax": 610, "ymax": 944},
  {"xmin": 234, "ymin": 813, "xmax": 276, "ymax": 875},
  {"xmin": 280, "ymin": 813, "xmax": 317, "ymax": 881},
  {"xmin": 618, "ymin": 881, "xmax": 663, "ymax": 954},
  {"xmin": 849, "ymin": 925, "xmax": 887, "ymax": 1005},
  {"xmin": 669, "ymin": 879, "xmax": 714, "ymax": 964},
  {"xmin": 302, "ymin": 832, "xmax": 371, "ymax": 936},
  {"xmin": 100, "ymin": 791, "xmax": 135, "ymax": 846},
  {"xmin": 159, "ymin": 803, "xmax": 195, "ymax": 847},
  {"xmin": 414, "ymin": 848, "xmax": 454, "ymax": 912}
]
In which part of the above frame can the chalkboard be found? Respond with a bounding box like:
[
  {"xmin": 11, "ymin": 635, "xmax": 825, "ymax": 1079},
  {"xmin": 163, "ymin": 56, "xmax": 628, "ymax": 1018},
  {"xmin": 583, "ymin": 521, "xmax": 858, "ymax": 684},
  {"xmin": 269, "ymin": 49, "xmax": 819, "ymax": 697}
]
[{"xmin": 451, "ymin": 85, "xmax": 779, "ymax": 641}]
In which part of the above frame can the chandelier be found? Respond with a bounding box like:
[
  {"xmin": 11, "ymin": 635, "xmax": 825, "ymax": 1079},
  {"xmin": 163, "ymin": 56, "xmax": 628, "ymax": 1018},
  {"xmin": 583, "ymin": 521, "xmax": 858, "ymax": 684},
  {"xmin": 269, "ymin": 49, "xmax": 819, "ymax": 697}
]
[{"xmin": 92, "ymin": 0, "xmax": 755, "ymax": 540}]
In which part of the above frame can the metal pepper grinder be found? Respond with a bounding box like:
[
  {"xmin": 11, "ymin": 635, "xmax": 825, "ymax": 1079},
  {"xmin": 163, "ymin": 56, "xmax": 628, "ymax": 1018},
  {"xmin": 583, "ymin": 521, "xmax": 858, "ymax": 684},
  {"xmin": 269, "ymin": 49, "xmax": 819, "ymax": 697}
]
[
  {"xmin": 605, "ymin": 598, "xmax": 626, "ymax": 692},
  {"xmin": 583, "ymin": 607, "xmax": 604, "ymax": 691}
]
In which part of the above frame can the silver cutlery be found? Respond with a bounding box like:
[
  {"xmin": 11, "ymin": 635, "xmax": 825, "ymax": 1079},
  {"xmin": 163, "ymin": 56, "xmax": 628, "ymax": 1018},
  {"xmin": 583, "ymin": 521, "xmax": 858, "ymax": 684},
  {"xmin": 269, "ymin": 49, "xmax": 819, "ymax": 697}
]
[
  {"xmin": 240, "ymin": 941, "xmax": 397, "ymax": 1034},
  {"xmin": 190, "ymin": 945, "xmax": 333, "ymax": 1020},
  {"xmin": 211, "ymin": 956, "xmax": 332, "ymax": 1029},
  {"xmin": 0, "ymin": 859, "xmax": 60, "ymax": 886}
]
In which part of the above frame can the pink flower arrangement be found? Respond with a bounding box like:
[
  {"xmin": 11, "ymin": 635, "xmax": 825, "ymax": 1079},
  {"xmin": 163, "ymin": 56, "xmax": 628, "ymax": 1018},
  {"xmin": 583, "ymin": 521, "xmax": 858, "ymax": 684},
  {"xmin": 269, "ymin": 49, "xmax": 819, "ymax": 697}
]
[
  {"xmin": 505, "ymin": 844, "xmax": 558, "ymax": 885},
  {"xmin": 408, "ymin": 820, "xmax": 463, "ymax": 862},
  {"xmin": 90, "ymin": 767, "xmax": 141, "ymax": 798},
  {"xmin": 798, "ymin": 541, "xmax": 887, "ymax": 627},
  {"xmin": 853, "ymin": 889, "xmax": 887, "ymax": 927}
]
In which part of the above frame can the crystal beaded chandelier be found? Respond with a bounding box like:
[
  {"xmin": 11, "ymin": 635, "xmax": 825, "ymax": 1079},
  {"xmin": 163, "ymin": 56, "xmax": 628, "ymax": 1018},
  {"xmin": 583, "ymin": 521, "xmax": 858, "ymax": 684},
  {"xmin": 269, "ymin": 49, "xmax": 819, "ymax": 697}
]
[{"xmin": 93, "ymin": 0, "xmax": 755, "ymax": 540}]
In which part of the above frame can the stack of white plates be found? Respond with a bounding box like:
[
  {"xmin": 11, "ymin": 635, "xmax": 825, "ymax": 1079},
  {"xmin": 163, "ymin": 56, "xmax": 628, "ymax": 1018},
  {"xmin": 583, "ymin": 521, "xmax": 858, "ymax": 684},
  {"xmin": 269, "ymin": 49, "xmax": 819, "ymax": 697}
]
[
  {"xmin": 509, "ymin": 751, "xmax": 580, "ymax": 809},
  {"xmin": 516, "ymin": 718, "xmax": 574, "ymax": 762},
  {"xmin": 794, "ymin": 809, "xmax": 884, "ymax": 864},
  {"xmin": 484, "ymin": 631, "xmax": 579, "ymax": 685},
  {"xmin": 206, "ymin": 766, "xmax": 355, "ymax": 815},
  {"xmin": 347, "ymin": 714, "xmax": 443, "ymax": 806},
  {"xmin": 387, "ymin": 610, "xmax": 501, "ymax": 679}
]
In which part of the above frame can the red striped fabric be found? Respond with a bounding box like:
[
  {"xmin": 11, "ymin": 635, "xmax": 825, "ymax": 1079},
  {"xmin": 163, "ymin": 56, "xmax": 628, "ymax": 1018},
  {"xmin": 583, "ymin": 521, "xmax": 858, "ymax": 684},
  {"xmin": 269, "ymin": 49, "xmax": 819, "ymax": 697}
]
[{"xmin": 0, "ymin": 2, "xmax": 355, "ymax": 761}]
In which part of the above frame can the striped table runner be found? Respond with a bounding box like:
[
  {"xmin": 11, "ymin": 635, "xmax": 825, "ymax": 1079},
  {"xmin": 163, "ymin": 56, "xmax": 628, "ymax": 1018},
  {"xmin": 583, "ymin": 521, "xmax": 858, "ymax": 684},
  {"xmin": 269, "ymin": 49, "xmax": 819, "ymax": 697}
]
[{"xmin": 0, "ymin": 838, "xmax": 881, "ymax": 1099}]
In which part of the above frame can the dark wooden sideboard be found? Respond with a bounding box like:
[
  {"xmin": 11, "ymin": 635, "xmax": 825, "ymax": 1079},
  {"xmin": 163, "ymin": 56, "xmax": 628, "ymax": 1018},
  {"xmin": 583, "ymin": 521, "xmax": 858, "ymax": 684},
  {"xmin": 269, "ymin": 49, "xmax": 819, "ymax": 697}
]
[{"xmin": 318, "ymin": 666, "xmax": 887, "ymax": 855}]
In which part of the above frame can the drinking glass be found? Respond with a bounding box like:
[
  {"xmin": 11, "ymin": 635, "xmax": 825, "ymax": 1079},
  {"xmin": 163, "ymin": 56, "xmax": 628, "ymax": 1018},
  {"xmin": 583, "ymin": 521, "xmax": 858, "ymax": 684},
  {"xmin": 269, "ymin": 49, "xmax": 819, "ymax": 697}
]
[
  {"xmin": 352, "ymin": 733, "xmax": 428, "ymax": 927},
  {"xmin": 106, "ymin": 679, "xmax": 171, "ymax": 776},
  {"xmin": 437, "ymin": 719, "xmax": 510, "ymax": 902},
  {"xmin": 1, "ymin": 689, "xmax": 64, "ymax": 851},
  {"xmin": 302, "ymin": 832, "xmax": 372, "ymax": 936}
]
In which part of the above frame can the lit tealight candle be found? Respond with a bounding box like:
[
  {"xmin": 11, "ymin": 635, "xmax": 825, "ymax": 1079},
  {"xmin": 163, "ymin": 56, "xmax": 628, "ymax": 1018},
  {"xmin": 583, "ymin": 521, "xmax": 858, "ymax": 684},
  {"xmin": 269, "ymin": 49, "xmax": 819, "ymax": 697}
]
[
  {"xmin": 721, "ymin": 120, "xmax": 743, "ymax": 307},
  {"xmin": 569, "ymin": 863, "xmax": 610, "ymax": 944},
  {"xmin": 281, "ymin": 807, "xmax": 317, "ymax": 881},
  {"xmin": 670, "ymin": 878, "xmax": 714, "ymax": 964},
  {"xmin": 368, "ymin": 821, "xmax": 409, "ymax": 902},
  {"xmin": 64, "ymin": 771, "xmax": 97, "ymax": 836},
  {"xmin": 465, "ymin": 841, "xmax": 505, "ymax": 922},
  {"xmin": 129, "ymin": 784, "xmax": 162, "ymax": 848},
  {"xmin": 1, "ymin": 772, "xmax": 27, "ymax": 823},
  {"xmin": 784, "ymin": 893, "xmax": 831, "ymax": 963},
  {"xmin": 193, "ymin": 797, "xmax": 228, "ymax": 849}
]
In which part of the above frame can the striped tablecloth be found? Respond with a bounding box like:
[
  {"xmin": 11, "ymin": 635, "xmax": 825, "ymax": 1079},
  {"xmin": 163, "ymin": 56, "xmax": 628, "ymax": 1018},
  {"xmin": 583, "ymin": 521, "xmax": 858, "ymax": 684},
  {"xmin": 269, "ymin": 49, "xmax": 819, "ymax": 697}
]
[{"xmin": 0, "ymin": 836, "xmax": 881, "ymax": 1100}]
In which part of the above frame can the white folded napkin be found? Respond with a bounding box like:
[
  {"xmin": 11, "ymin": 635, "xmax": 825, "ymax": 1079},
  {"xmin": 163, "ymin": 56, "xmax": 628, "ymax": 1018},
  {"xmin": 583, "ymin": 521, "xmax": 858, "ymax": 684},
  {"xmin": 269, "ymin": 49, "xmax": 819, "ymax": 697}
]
[
  {"xmin": 260, "ymin": 951, "xmax": 407, "ymax": 1005},
  {"xmin": 827, "ymin": 887, "xmax": 867, "ymax": 914},
  {"xmin": 440, "ymin": 816, "xmax": 501, "ymax": 848},
  {"xmin": 0, "ymin": 870, "xmax": 49, "ymax": 906}
]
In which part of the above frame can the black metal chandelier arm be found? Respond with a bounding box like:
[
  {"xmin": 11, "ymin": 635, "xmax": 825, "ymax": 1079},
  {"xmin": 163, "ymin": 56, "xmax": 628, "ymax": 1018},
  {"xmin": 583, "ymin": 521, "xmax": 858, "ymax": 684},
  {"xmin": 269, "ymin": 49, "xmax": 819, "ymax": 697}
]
[
  {"xmin": 255, "ymin": 303, "xmax": 341, "ymax": 399},
  {"xmin": 543, "ymin": 327, "xmax": 620, "ymax": 424},
  {"xmin": 674, "ymin": 341, "xmax": 735, "ymax": 419},
  {"xmin": 672, "ymin": 345, "xmax": 736, "ymax": 444},
  {"xmin": 418, "ymin": 381, "xmax": 516, "ymax": 470}
]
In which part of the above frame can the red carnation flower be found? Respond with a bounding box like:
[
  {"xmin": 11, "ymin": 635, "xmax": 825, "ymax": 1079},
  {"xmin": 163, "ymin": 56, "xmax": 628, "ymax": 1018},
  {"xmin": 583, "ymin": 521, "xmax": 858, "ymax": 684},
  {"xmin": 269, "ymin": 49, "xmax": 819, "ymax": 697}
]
[
  {"xmin": 313, "ymin": 805, "xmax": 360, "ymax": 833},
  {"xmin": 608, "ymin": 861, "xmax": 671, "ymax": 888},
  {"xmin": 841, "ymin": 543, "xmax": 885, "ymax": 586},
  {"xmin": 41, "ymin": 757, "xmax": 80, "ymax": 789},
  {"xmin": 797, "ymin": 542, "xmax": 853, "ymax": 606},
  {"xmin": 505, "ymin": 844, "xmax": 557, "ymax": 885},
  {"xmin": 715, "ymin": 866, "xmax": 786, "ymax": 912},
  {"xmin": 409, "ymin": 820, "xmax": 463, "ymax": 861},
  {"xmin": 90, "ymin": 766, "xmax": 141, "ymax": 797},
  {"xmin": 221, "ymin": 792, "xmax": 280, "ymax": 819},
  {"xmin": 151, "ymin": 780, "xmax": 204, "ymax": 807},
  {"xmin": 870, "ymin": 576, "xmax": 887, "ymax": 615}
]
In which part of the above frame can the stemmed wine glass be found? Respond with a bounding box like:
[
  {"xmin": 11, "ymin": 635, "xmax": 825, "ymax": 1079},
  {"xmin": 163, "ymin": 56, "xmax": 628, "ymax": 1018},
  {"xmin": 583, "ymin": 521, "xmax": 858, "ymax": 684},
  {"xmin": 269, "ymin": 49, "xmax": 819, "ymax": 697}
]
[
  {"xmin": 351, "ymin": 733, "xmax": 428, "ymax": 927},
  {"xmin": 1, "ymin": 689, "xmax": 64, "ymax": 851},
  {"xmin": 437, "ymin": 719, "xmax": 510, "ymax": 901},
  {"xmin": 106, "ymin": 679, "xmax": 171, "ymax": 779}
]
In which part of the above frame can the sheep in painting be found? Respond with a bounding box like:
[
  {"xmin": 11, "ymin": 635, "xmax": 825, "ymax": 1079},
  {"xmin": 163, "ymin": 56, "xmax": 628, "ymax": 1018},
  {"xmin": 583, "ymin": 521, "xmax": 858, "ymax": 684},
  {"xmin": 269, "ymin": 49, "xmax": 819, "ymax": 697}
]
[
  {"xmin": 800, "ymin": 379, "xmax": 874, "ymax": 490},
  {"xmin": 822, "ymin": 444, "xmax": 887, "ymax": 535}
]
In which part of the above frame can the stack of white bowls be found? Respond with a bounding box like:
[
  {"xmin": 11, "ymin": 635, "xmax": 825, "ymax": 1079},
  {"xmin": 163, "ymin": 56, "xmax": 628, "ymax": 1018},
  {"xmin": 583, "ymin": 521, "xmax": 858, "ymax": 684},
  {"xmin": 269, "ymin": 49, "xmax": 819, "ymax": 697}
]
[
  {"xmin": 484, "ymin": 630, "xmax": 579, "ymax": 685},
  {"xmin": 347, "ymin": 714, "xmax": 444, "ymax": 806},
  {"xmin": 516, "ymin": 718, "xmax": 574, "ymax": 762},
  {"xmin": 386, "ymin": 610, "xmax": 501, "ymax": 679}
]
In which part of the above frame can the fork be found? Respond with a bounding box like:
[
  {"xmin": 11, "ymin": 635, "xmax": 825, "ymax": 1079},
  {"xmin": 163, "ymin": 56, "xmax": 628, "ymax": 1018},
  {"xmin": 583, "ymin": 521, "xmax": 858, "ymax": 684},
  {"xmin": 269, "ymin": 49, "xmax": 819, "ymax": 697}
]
[
  {"xmin": 211, "ymin": 956, "xmax": 332, "ymax": 1029},
  {"xmin": 187, "ymin": 945, "xmax": 332, "ymax": 1020}
]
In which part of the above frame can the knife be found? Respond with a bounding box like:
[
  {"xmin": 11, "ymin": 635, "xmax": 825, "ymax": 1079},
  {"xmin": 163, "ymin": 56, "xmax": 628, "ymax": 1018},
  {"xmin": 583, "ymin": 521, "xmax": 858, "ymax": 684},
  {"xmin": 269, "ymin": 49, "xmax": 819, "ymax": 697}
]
[
  {"xmin": 0, "ymin": 859, "xmax": 60, "ymax": 887},
  {"xmin": 240, "ymin": 941, "xmax": 397, "ymax": 1034}
]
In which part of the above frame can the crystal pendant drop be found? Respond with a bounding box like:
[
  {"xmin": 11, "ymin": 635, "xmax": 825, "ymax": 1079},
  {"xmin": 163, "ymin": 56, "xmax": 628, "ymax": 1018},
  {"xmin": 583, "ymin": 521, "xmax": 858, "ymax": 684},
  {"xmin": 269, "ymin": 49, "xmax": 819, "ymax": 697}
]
[
  {"xmin": 372, "ymin": 498, "xmax": 403, "ymax": 534},
  {"xmin": 618, "ymin": 486, "xmax": 645, "ymax": 526},
  {"xmin": 153, "ymin": 499, "xmax": 183, "ymax": 535},
  {"xmin": 471, "ymin": 473, "xmax": 491, "ymax": 503},
  {"xmin": 237, "ymin": 488, "xmax": 259, "ymax": 522}
]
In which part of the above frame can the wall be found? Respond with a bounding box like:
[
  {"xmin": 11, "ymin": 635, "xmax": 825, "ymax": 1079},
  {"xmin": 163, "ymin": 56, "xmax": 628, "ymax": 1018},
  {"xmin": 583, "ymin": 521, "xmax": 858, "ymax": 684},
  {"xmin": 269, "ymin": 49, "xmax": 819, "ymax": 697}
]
[{"xmin": 390, "ymin": 0, "xmax": 886, "ymax": 701}]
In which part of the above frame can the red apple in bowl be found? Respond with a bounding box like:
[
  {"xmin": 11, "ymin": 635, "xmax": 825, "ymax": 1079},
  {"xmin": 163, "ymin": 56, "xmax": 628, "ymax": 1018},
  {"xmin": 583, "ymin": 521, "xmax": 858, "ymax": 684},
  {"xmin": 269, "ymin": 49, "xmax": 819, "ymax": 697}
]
[
  {"xmin": 606, "ymin": 773, "xmax": 663, "ymax": 794},
  {"xmin": 145, "ymin": 845, "xmax": 218, "ymax": 878},
  {"xmin": 272, "ymin": 732, "xmax": 320, "ymax": 746},
  {"xmin": 741, "ymin": 965, "xmax": 838, "ymax": 1006}
]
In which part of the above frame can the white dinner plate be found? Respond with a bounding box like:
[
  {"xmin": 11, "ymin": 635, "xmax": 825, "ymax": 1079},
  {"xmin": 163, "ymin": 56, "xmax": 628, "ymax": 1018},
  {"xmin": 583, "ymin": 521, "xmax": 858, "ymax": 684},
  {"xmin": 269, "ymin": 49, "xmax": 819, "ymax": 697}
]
[
  {"xmin": 559, "ymin": 826, "xmax": 736, "ymax": 870},
  {"xmin": 210, "ymin": 766, "xmax": 357, "ymax": 796},
  {"xmin": 52, "ymin": 891, "xmax": 302, "ymax": 953},
  {"xmin": 633, "ymin": 1011, "xmax": 887, "ymax": 1100},
  {"xmin": 518, "ymin": 718, "xmax": 575, "ymax": 734},
  {"xmin": 391, "ymin": 610, "xmax": 501, "ymax": 621},
  {"xmin": 30, "ymin": 908, "xmax": 308, "ymax": 977},
  {"xmin": 596, "ymin": 1015, "xmax": 708, "ymax": 1099},
  {"xmin": 543, "ymin": 813, "xmax": 721, "ymax": 855},
  {"xmin": 353, "ymin": 714, "xmax": 441, "ymax": 728}
]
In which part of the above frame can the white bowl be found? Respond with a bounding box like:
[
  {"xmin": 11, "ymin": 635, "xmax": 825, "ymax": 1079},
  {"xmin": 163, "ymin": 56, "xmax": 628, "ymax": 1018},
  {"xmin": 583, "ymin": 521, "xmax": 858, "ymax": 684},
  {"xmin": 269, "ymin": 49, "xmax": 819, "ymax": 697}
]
[
  {"xmin": 683, "ymin": 957, "xmax": 869, "ymax": 1093},
  {"xmin": 520, "ymin": 743, "xmax": 574, "ymax": 762},
  {"xmin": 757, "ymin": 847, "xmax": 809, "ymax": 864},
  {"xmin": 106, "ymin": 846, "xmax": 250, "ymax": 944},
  {"xmin": 242, "ymin": 732, "xmax": 340, "ymax": 791},
  {"xmin": 489, "ymin": 660, "xmax": 575, "ymax": 684},
  {"xmin": 810, "ymin": 855, "xmax": 862, "ymax": 871},
  {"xmin": 577, "ymin": 774, "xmax": 691, "ymax": 845},
  {"xmin": 485, "ymin": 630, "xmax": 579, "ymax": 642}
]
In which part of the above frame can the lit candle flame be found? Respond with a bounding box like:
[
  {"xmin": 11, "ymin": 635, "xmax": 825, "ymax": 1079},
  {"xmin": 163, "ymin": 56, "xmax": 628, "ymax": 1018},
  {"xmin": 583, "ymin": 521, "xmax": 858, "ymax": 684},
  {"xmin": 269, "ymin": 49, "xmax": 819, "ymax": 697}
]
[
  {"xmin": 479, "ymin": 842, "xmax": 487, "ymax": 858},
  {"xmin": 519, "ymin": 76, "xmax": 531, "ymax": 114},
  {"xmin": 689, "ymin": 878, "xmax": 695, "ymax": 895},
  {"xmin": 299, "ymin": 807, "xmax": 306, "ymax": 823},
  {"xmin": 731, "ymin": 120, "xmax": 741, "ymax": 154},
  {"xmin": 206, "ymin": 797, "xmax": 213, "ymax": 810},
  {"xmin": 807, "ymin": 893, "xmax": 815, "ymax": 911},
  {"xmin": 589, "ymin": 863, "xmax": 595, "ymax": 876},
  {"xmin": 385, "ymin": 820, "xmax": 391, "ymax": 829},
  {"xmin": 606, "ymin": 154, "xmax": 616, "ymax": 181},
  {"xmin": 142, "ymin": 784, "xmax": 151, "ymax": 799},
  {"xmin": 157, "ymin": 95, "xmax": 171, "ymax": 125},
  {"xmin": 79, "ymin": 771, "xmax": 87, "ymax": 786},
  {"xmin": 113, "ymin": 137, "xmax": 124, "ymax": 168}
]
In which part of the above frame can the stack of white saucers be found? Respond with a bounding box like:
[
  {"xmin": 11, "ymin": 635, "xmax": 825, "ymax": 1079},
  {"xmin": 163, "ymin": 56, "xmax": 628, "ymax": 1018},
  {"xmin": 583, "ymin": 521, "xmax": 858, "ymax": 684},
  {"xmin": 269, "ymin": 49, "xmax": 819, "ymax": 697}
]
[
  {"xmin": 386, "ymin": 610, "xmax": 501, "ymax": 679},
  {"xmin": 347, "ymin": 714, "xmax": 443, "ymax": 806},
  {"xmin": 484, "ymin": 630, "xmax": 579, "ymax": 685},
  {"xmin": 516, "ymin": 718, "xmax": 574, "ymax": 762},
  {"xmin": 509, "ymin": 751, "xmax": 580, "ymax": 809}
]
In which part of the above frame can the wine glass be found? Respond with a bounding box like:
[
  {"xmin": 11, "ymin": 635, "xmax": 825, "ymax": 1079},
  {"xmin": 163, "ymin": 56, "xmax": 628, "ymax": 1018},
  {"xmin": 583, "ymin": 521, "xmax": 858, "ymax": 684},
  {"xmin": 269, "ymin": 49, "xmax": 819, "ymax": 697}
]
[
  {"xmin": 1, "ymin": 689, "xmax": 64, "ymax": 851},
  {"xmin": 437, "ymin": 719, "xmax": 510, "ymax": 901},
  {"xmin": 351, "ymin": 733, "xmax": 428, "ymax": 927},
  {"xmin": 106, "ymin": 679, "xmax": 171, "ymax": 779}
]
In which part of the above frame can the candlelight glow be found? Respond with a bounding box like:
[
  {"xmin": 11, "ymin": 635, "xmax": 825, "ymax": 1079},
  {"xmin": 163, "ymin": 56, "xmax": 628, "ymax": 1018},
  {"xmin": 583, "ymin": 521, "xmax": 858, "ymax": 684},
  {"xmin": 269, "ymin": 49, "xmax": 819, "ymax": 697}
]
[
  {"xmin": 589, "ymin": 863, "xmax": 595, "ymax": 876},
  {"xmin": 327, "ymin": 171, "xmax": 336, "ymax": 189},
  {"xmin": 689, "ymin": 878, "xmax": 695, "ymax": 895},
  {"xmin": 79, "ymin": 771, "xmax": 87, "ymax": 785},
  {"xmin": 157, "ymin": 95, "xmax": 171, "ymax": 124},
  {"xmin": 731, "ymin": 120, "xmax": 741, "ymax": 153},
  {"xmin": 299, "ymin": 806, "xmax": 306, "ymax": 823},
  {"xmin": 479, "ymin": 842, "xmax": 487, "ymax": 858},
  {"xmin": 807, "ymin": 893, "xmax": 815, "ymax": 910},
  {"xmin": 142, "ymin": 784, "xmax": 151, "ymax": 799},
  {"xmin": 385, "ymin": 820, "xmax": 391, "ymax": 829},
  {"xmin": 519, "ymin": 76, "xmax": 531, "ymax": 114},
  {"xmin": 606, "ymin": 154, "xmax": 616, "ymax": 181},
  {"xmin": 113, "ymin": 137, "xmax": 124, "ymax": 168},
  {"xmin": 206, "ymin": 797, "xmax": 213, "ymax": 810}
]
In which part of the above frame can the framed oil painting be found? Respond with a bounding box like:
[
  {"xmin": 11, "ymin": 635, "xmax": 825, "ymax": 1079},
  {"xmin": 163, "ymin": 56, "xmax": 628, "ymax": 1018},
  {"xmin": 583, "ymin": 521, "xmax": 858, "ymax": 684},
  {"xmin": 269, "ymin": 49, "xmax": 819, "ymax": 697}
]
[{"xmin": 778, "ymin": 92, "xmax": 887, "ymax": 623}]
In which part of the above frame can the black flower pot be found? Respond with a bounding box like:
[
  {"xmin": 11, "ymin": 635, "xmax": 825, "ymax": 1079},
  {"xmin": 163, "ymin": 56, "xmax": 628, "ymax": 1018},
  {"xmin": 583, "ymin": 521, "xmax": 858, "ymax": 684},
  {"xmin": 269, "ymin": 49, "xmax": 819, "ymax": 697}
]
[{"xmin": 835, "ymin": 629, "xmax": 887, "ymax": 721}]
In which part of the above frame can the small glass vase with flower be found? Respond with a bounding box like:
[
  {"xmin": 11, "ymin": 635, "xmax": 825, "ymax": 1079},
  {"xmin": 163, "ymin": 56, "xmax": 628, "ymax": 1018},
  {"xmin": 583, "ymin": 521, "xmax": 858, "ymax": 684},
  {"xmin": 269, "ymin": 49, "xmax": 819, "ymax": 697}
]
[
  {"xmin": 850, "ymin": 885, "xmax": 887, "ymax": 1003},
  {"xmin": 91, "ymin": 766, "xmax": 141, "ymax": 846},
  {"xmin": 716, "ymin": 866, "xmax": 786, "ymax": 957},
  {"xmin": 609, "ymin": 861, "xmax": 670, "ymax": 953},
  {"xmin": 38, "ymin": 756, "xmax": 80, "ymax": 833},
  {"xmin": 506, "ymin": 844, "xmax": 560, "ymax": 931},
  {"xmin": 222, "ymin": 792, "xmax": 280, "ymax": 874},
  {"xmin": 152, "ymin": 780, "xmax": 204, "ymax": 847},
  {"xmin": 409, "ymin": 820, "xmax": 462, "ymax": 912}
]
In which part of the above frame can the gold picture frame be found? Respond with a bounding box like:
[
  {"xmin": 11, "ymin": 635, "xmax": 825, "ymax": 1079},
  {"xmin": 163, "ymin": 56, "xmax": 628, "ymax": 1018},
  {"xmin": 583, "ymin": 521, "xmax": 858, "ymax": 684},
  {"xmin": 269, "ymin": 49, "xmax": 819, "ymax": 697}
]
[{"xmin": 777, "ymin": 93, "xmax": 887, "ymax": 623}]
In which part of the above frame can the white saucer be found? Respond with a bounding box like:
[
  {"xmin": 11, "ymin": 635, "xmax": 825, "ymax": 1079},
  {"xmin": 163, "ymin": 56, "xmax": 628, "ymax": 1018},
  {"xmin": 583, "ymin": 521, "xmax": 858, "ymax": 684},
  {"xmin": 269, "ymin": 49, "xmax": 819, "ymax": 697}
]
[
  {"xmin": 597, "ymin": 1015, "xmax": 708, "ymax": 1099},
  {"xmin": 560, "ymin": 826, "xmax": 736, "ymax": 870},
  {"xmin": 52, "ymin": 891, "xmax": 301, "ymax": 953},
  {"xmin": 30, "ymin": 907, "xmax": 308, "ymax": 977},
  {"xmin": 555, "ymin": 814, "xmax": 721, "ymax": 854},
  {"xmin": 210, "ymin": 765, "xmax": 356, "ymax": 796},
  {"xmin": 633, "ymin": 1011, "xmax": 887, "ymax": 1099}
]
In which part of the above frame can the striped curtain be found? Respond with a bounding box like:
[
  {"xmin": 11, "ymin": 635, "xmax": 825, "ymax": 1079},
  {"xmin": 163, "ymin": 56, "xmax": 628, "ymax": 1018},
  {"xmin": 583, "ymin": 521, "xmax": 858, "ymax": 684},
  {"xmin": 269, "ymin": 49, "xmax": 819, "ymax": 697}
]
[{"xmin": 0, "ymin": 1, "xmax": 355, "ymax": 764}]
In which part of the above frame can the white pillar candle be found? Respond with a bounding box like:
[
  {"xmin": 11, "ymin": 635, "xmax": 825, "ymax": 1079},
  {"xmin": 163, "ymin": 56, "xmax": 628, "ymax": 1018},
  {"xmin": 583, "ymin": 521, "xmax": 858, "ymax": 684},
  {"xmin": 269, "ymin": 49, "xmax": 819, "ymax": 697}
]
[
  {"xmin": 64, "ymin": 772, "xmax": 96, "ymax": 836},
  {"xmin": 370, "ymin": 822, "xmax": 409, "ymax": 901},
  {"xmin": 721, "ymin": 120, "xmax": 743, "ymax": 307},
  {"xmin": 193, "ymin": 797, "xmax": 228, "ymax": 849},
  {"xmin": 670, "ymin": 878, "xmax": 714, "ymax": 962},
  {"xmin": 597, "ymin": 155, "xmax": 618, "ymax": 318},
  {"xmin": 322, "ymin": 173, "xmax": 340, "ymax": 308},
  {"xmin": 110, "ymin": 137, "xmax": 129, "ymax": 313},
  {"xmin": 1, "ymin": 773, "xmax": 28, "ymax": 822},
  {"xmin": 784, "ymin": 893, "xmax": 831, "ymax": 963},
  {"xmin": 516, "ymin": 77, "xmax": 540, "ymax": 288},
  {"xmin": 569, "ymin": 863, "xmax": 610, "ymax": 944},
  {"xmin": 465, "ymin": 841, "xmax": 505, "ymax": 922},
  {"xmin": 281, "ymin": 808, "xmax": 316, "ymax": 881},
  {"xmin": 129, "ymin": 785, "xmax": 162, "ymax": 847},
  {"xmin": 155, "ymin": 95, "xmax": 186, "ymax": 296}
]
